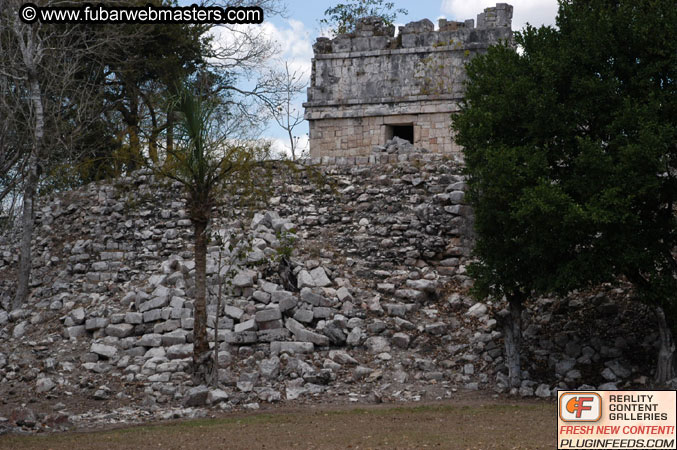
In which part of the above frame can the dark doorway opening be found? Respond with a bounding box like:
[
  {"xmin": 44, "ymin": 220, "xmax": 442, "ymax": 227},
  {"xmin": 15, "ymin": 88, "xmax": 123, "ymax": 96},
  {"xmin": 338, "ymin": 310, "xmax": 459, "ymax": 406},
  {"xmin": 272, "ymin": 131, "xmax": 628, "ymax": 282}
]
[{"xmin": 386, "ymin": 124, "xmax": 414, "ymax": 144}]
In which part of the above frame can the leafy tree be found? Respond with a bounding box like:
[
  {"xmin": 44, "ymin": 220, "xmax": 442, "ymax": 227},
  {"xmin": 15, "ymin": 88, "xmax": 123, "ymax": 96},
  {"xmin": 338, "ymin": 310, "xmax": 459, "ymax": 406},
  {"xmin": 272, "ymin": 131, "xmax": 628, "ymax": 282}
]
[
  {"xmin": 0, "ymin": 0, "xmax": 207, "ymax": 307},
  {"xmin": 100, "ymin": 0, "xmax": 208, "ymax": 171},
  {"xmin": 321, "ymin": 0, "xmax": 407, "ymax": 35},
  {"xmin": 0, "ymin": 0, "xmax": 125, "ymax": 307},
  {"xmin": 454, "ymin": 40, "xmax": 545, "ymax": 389},
  {"xmin": 102, "ymin": 0, "xmax": 285, "ymax": 171},
  {"xmin": 455, "ymin": 0, "xmax": 677, "ymax": 386},
  {"xmin": 1, "ymin": 0, "xmax": 285, "ymax": 310}
]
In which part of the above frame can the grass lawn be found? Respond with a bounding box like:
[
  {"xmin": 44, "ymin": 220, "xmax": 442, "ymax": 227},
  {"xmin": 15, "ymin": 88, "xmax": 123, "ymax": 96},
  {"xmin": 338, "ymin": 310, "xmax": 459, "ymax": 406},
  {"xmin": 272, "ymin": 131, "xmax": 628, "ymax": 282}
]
[{"xmin": 0, "ymin": 401, "xmax": 555, "ymax": 449}]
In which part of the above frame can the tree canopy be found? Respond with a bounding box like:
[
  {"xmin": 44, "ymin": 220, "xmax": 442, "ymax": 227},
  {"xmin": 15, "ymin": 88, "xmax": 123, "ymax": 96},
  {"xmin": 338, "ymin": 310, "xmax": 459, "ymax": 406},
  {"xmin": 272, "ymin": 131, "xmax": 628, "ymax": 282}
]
[
  {"xmin": 455, "ymin": 0, "xmax": 677, "ymax": 384},
  {"xmin": 321, "ymin": 0, "xmax": 407, "ymax": 35},
  {"xmin": 1, "ymin": 0, "xmax": 288, "ymax": 313}
]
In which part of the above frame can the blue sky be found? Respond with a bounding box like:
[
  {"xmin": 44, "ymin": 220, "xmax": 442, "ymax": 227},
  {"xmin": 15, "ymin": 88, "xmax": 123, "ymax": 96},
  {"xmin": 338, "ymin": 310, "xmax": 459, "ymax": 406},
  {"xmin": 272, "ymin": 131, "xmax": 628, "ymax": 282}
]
[
  {"xmin": 188, "ymin": 1, "xmax": 560, "ymax": 154},
  {"xmin": 268, "ymin": 0, "xmax": 559, "ymax": 34}
]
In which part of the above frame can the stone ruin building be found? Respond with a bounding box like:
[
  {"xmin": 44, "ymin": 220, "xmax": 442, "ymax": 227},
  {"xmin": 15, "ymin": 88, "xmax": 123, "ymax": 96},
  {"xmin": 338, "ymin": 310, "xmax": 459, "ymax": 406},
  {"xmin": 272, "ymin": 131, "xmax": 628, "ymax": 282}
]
[{"xmin": 304, "ymin": 3, "xmax": 513, "ymax": 160}]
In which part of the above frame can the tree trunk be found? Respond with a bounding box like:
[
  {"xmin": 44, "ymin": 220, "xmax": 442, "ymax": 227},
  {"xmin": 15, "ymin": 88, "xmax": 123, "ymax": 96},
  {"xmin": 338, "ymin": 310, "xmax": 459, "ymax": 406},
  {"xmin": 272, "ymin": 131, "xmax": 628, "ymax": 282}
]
[
  {"xmin": 287, "ymin": 127, "xmax": 296, "ymax": 161},
  {"xmin": 654, "ymin": 305, "xmax": 675, "ymax": 384},
  {"xmin": 192, "ymin": 219, "xmax": 212, "ymax": 384},
  {"xmin": 166, "ymin": 107, "xmax": 174, "ymax": 155},
  {"xmin": 14, "ymin": 77, "xmax": 44, "ymax": 309},
  {"xmin": 212, "ymin": 250, "xmax": 223, "ymax": 388},
  {"xmin": 502, "ymin": 294, "xmax": 523, "ymax": 389},
  {"xmin": 127, "ymin": 124, "xmax": 141, "ymax": 171},
  {"xmin": 148, "ymin": 129, "xmax": 159, "ymax": 164},
  {"xmin": 119, "ymin": 94, "xmax": 142, "ymax": 172},
  {"xmin": 14, "ymin": 154, "xmax": 38, "ymax": 309}
]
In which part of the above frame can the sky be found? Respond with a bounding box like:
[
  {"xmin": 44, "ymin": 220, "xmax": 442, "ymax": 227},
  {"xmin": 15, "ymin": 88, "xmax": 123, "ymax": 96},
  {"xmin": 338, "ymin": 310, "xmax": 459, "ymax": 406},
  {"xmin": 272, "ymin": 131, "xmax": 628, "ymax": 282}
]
[{"xmin": 185, "ymin": 1, "xmax": 560, "ymax": 155}]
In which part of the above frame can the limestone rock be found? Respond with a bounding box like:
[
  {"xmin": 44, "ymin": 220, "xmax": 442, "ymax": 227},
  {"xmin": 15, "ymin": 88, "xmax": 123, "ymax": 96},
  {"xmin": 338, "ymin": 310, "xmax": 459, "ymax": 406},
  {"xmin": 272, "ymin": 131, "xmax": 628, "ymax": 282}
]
[
  {"xmin": 270, "ymin": 341, "xmax": 314, "ymax": 354},
  {"xmin": 90, "ymin": 343, "xmax": 118, "ymax": 359},
  {"xmin": 329, "ymin": 350, "xmax": 358, "ymax": 365},
  {"xmin": 296, "ymin": 270, "xmax": 315, "ymax": 288},
  {"xmin": 207, "ymin": 389, "xmax": 229, "ymax": 405},
  {"xmin": 105, "ymin": 323, "xmax": 134, "ymax": 338},
  {"xmin": 535, "ymin": 384, "xmax": 551, "ymax": 398},
  {"xmin": 466, "ymin": 303, "xmax": 487, "ymax": 317},
  {"xmin": 36, "ymin": 377, "xmax": 56, "ymax": 393},
  {"xmin": 365, "ymin": 336, "xmax": 390, "ymax": 353},
  {"xmin": 232, "ymin": 270, "xmax": 256, "ymax": 288},
  {"xmin": 391, "ymin": 332, "xmax": 410, "ymax": 349},
  {"xmin": 184, "ymin": 385, "xmax": 209, "ymax": 406},
  {"xmin": 285, "ymin": 319, "xmax": 329, "ymax": 346},
  {"xmin": 309, "ymin": 267, "xmax": 332, "ymax": 287}
]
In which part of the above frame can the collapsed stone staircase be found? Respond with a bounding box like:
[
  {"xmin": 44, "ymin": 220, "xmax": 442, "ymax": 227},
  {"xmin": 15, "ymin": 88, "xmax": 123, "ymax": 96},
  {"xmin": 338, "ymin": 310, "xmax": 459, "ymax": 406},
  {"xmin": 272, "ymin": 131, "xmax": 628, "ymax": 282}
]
[{"xmin": 0, "ymin": 161, "xmax": 663, "ymax": 433}]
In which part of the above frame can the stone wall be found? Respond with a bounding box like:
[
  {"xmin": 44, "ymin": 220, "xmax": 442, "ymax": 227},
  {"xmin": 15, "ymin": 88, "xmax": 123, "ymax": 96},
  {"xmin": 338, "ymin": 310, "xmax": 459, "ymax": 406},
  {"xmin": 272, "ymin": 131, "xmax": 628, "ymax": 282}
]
[
  {"xmin": 304, "ymin": 113, "xmax": 461, "ymax": 158},
  {"xmin": 304, "ymin": 4, "xmax": 513, "ymax": 159},
  {"xmin": 0, "ymin": 160, "xmax": 666, "ymax": 430}
]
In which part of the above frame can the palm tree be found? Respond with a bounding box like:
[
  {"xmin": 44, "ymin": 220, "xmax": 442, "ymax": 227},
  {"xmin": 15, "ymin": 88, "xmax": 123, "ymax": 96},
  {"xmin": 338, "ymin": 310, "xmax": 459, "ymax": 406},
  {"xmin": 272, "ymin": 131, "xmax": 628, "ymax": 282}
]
[{"xmin": 156, "ymin": 84, "xmax": 269, "ymax": 384}]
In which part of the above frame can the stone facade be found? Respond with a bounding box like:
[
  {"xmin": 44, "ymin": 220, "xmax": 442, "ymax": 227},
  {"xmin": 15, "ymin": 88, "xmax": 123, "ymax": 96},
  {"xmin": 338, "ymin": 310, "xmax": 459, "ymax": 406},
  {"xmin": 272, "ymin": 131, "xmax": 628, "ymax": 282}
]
[{"xmin": 304, "ymin": 3, "xmax": 513, "ymax": 159}]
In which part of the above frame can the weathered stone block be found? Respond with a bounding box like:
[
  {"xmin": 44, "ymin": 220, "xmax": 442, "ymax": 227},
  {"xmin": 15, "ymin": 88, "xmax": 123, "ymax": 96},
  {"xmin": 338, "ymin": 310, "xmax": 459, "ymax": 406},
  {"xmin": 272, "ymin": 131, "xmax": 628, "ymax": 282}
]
[
  {"xmin": 232, "ymin": 270, "xmax": 256, "ymax": 288},
  {"xmin": 255, "ymin": 306, "xmax": 281, "ymax": 323},
  {"xmin": 252, "ymin": 290, "xmax": 271, "ymax": 304},
  {"xmin": 184, "ymin": 385, "xmax": 209, "ymax": 406},
  {"xmin": 293, "ymin": 309, "xmax": 314, "ymax": 323},
  {"xmin": 270, "ymin": 341, "xmax": 314, "ymax": 354},
  {"xmin": 105, "ymin": 323, "xmax": 134, "ymax": 338},
  {"xmin": 234, "ymin": 319, "xmax": 257, "ymax": 333},
  {"xmin": 257, "ymin": 329, "xmax": 290, "ymax": 343},
  {"xmin": 124, "ymin": 312, "xmax": 143, "ymax": 324},
  {"xmin": 224, "ymin": 305, "xmax": 245, "ymax": 320},
  {"xmin": 391, "ymin": 332, "xmax": 411, "ymax": 349},
  {"xmin": 167, "ymin": 343, "xmax": 193, "ymax": 359},
  {"xmin": 296, "ymin": 270, "xmax": 314, "ymax": 288},
  {"xmin": 223, "ymin": 331, "xmax": 258, "ymax": 345},
  {"xmin": 142, "ymin": 309, "xmax": 162, "ymax": 323},
  {"xmin": 90, "ymin": 343, "xmax": 117, "ymax": 359},
  {"xmin": 154, "ymin": 319, "xmax": 180, "ymax": 334},
  {"xmin": 285, "ymin": 318, "xmax": 329, "ymax": 346},
  {"xmin": 65, "ymin": 325, "xmax": 86, "ymax": 338},
  {"xmin": 300, "ymin": 288, "xmax": 325, "ymax": 306},
  {"xmin": 365, "ymin": 336, "xmax": 390, "ymax": 353},
  {"xmin": 312, "ymin": 307, "xmax": 334, "ymax": 319},
  {"xmin": 138, "ymin": 333, "xmax": 163, "ymax": 347},
  {"xmin": 161, "ymin": 330, "xmax": 188, "ymax": 346},
  {"xmin": 279, "ymin": 296, "xmax": 298, "ymax": 313},
  {"xmin": 139, "ymin": 296, "xmax": 169, "ymax": 313},
  {"xmin": 271, "ymin": 290, "xmax": 294, "ymax": 304},
  {"xmin": 309, "ymin": 267, "xmax": 332, "ymax": 287},
  {"xmin": 85, "ymin": 317, "xmax": 109, "ymax": 331},
  {"xmin": 70, "ymin": 307, "xmax": 86, "ymax": 324}
]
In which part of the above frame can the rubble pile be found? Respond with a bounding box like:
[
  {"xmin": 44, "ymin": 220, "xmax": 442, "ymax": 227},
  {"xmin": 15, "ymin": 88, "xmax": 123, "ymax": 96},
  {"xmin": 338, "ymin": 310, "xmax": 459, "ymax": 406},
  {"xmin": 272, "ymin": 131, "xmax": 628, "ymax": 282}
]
[{"xmin": 0, "ymin": 161, "xmax": 665, "ymax": 433}]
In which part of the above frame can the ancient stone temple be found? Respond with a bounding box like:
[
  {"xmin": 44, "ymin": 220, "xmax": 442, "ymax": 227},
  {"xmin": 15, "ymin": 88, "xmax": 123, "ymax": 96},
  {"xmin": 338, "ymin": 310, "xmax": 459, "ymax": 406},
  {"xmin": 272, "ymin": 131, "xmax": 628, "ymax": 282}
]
[{"xmin": 304, "ymin": 3, "xmax": 513, "ymax": 159}]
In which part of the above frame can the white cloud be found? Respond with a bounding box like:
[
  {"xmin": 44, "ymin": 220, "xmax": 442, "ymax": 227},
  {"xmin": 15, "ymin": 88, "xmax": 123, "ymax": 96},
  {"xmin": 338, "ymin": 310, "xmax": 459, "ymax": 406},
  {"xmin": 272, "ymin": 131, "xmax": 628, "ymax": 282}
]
[
  {"xmin": 208, "ymin": 18, "xmax": 313, "ymax": 78},
  {"xmin": 268, "ymin": 134, "xmax": 310, "ymax": 159},
  {"xmin": 207, "ymin": 20, "xmax": 313, "ymax": 145},
  {"xmin": 440, "ymin": 0, "xmax": 558, "ymax": 30},
  {"xmin": 258, "ymin": 20, "xmax": 312, "ymax": 150},
  {"xmin": 258, "ymin": 19, "xmax": 314, "ymax": 80}
]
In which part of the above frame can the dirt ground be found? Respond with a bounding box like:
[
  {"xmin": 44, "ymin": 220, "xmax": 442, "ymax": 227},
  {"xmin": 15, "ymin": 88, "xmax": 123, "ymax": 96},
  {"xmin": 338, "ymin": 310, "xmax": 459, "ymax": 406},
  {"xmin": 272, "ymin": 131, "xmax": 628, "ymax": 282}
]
[{"xmin": 0, "ymin": 396, "xmax": 555, "ymax": 450}]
